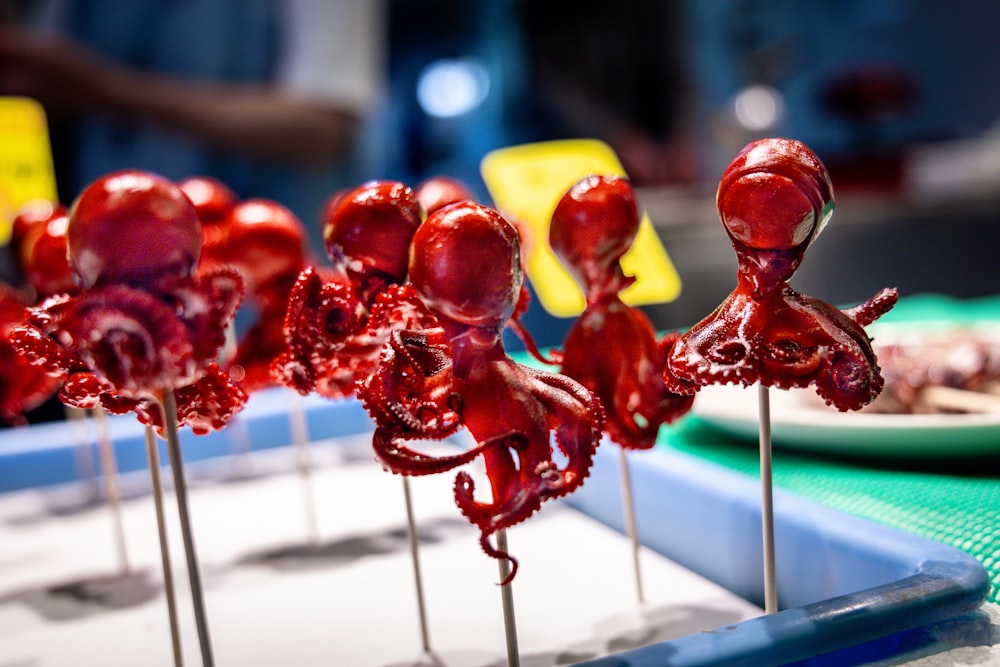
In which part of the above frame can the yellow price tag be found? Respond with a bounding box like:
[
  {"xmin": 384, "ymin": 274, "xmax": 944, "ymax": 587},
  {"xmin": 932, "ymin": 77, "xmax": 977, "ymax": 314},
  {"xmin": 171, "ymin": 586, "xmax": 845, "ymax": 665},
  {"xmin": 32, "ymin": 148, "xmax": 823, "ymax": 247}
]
[
  {"xmin": 0, "ymin": 97, "xmax": 58, "ymax": 245},
  {"xmin": 480, "ymin": 139, "xmax": 681, "ymax": 317}
]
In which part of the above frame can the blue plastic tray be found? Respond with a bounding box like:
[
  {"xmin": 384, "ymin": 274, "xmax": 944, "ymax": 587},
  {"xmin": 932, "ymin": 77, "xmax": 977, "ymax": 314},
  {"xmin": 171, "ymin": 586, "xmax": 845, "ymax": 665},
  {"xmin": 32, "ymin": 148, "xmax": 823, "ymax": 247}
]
[{"xmin": 0, "ymin": 388, "xmax": 989, "ymax": 666}]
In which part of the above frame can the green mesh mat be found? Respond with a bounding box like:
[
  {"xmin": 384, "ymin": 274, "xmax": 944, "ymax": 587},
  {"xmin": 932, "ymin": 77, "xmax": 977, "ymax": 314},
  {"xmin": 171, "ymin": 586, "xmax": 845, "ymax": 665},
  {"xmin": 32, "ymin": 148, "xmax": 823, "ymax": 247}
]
[{"xmin": 659, "ymin": 292, "xmax": 1000, "ymax": 605}]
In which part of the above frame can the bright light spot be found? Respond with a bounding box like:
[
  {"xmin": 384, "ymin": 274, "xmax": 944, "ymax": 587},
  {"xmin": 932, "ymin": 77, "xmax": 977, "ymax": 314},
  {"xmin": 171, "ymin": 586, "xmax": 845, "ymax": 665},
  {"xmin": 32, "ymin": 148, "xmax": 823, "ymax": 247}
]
[
  {"xmin": 417, "ymin": 58, "xmax": 490, "ymax": 118},
  {"xmin": 733, "ymin": 85, "xmax": 783, "ymax": 131}
]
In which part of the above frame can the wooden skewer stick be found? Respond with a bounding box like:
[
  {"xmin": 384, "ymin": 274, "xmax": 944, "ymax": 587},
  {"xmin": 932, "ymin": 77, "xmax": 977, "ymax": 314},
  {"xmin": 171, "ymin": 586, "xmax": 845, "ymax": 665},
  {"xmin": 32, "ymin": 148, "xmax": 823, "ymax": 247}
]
[
  {"xmin": 64, "ymin": 406, "xmax": 99, "ymax": 501},
  {"xmin": 288, "ymin": 392, "xmax": 320, "ymax": 546},
  {"xmin": 401, "ymin": 477, "xmax": 432, "ymax": 654},
  {"xmin": 617, "ymin": 447, "xmax": 645, "ymax": 605},
  {"xmin": 145, "ymin": 426, "xmax": 184, "ymax": 667},
  {"xmin": 496, "ymin": 529, "xmax": 521, "ymax": 667},
  {"xmin": 758, "ymin": 385, "xmax": 778, "ymax": 615},
  {"xmin": 161, "ymin": 389, "xmax": 215, "ymax": 667},
  {"xmin": 221, "ymin": 325, "xmax": 252, "ymax": 478},
  {"xmin": 92, "ymin": 406, "xmax": 131, "ymax": 577}
]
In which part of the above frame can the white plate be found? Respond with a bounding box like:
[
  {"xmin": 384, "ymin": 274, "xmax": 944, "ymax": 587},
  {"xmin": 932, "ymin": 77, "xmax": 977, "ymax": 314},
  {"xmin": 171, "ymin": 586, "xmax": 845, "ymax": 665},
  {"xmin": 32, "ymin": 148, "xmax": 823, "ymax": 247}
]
[
  {"xmin": 688, "ymin": 322, "xmax": 1000, "ymax": 458},
  {"xmin": 690, "ymin": 384, "xmax": 1000, "ymax": 457}
]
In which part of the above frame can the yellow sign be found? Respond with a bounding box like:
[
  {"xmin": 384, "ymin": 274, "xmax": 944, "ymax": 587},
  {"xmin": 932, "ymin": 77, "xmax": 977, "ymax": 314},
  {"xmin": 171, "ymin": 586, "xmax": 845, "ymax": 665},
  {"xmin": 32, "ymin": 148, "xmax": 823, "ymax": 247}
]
[
  {"xmin": 480, "ymin": 139, "xmax": 681, "ymax": 317},
  {"xmin": 0, "ymin": 97, "xmax": 58, "ymax": 245}
]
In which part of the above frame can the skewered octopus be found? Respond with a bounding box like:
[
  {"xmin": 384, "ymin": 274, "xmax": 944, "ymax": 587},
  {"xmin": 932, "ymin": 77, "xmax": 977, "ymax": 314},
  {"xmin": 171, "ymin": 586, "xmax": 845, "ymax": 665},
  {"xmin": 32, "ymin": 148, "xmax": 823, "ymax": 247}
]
[
  {"xmin": 359, "ymin": 201, "xmax": 604, "ymax": 581},
  {"xmin": 662, "ymin": 138, "xmax": 898, "ymax": 411},
  {"xmin": 220, "ymin": 198, "xmax": 310, "ymax": 392},
  {"xmin": 181, "ymin": 176, "xmax": 313, "ymax": 393},
  {"xmin": 179, "ymin": 175, "xmax": 239, "ymax": 276},
  {"xmin": 0, "ymin": 283, "xmax": 62, "ymax": 424},
  {"xmin": 10, "ymin": 169, "xmax": 247, "ymax": 433},
  {"xmin": 550, "ymin": 175, "xmax": 694, "ymax": 449},
  {"xmin": 12, "ymin": 201, "xmax": 77, "ymax": 299},
  {"xmin": 274, "ymin": 180, "xmax": 436, "ymax": 398}
]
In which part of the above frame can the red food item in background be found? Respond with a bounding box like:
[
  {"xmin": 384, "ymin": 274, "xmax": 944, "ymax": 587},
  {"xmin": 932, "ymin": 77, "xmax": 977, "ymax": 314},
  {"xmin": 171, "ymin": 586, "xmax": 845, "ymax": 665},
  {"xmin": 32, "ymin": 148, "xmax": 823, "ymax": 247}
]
[
  {"xmin": 11, "ymin": 200, "xmax": 60, "ymax": 257},
  {"xmin": 0, "ymin": 284, "xmax": 62, "ymax": 424},
  {"xmin": 178, "ymin": 175, "xmax": 238, "ymax": 226},
  {"xmin": 551, "ymin": 175, "xmax": 693, "ymax": 449},
  {"xmin": 324, "ymin": 180, "xmax": 422, "ymax": 301},
  {"xmin": 414, "ymin": 176, "xmax": 476, "ymax": 215},
  {"xmin": 223, "ymin": 198, "xmax": 307, "ymax": 300},
  {"xmin": 663, "ymin": 138, "xmax": 898, "ymax": 411},
  {"xmin": 179, "ymin": 175, "xmax": 239, "ymax": 272},
  {"xmin": 68, "ymin": 170, "xmax": 202, "ymax": 288},
  {"xmin": 219, "ymin": 198, "xmax": 310, "ymax": 393},
  {"xmin": 18, "ymin": 204, "xmax": 76, "ymax": 298}
]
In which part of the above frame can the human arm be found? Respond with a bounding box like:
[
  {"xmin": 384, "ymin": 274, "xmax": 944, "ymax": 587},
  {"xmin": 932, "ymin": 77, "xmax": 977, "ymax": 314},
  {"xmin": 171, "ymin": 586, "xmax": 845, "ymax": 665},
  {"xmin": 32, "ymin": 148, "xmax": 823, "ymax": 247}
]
[{"xmin": 0, "ymin": 20, "xmax": 366, "ymax": 166}]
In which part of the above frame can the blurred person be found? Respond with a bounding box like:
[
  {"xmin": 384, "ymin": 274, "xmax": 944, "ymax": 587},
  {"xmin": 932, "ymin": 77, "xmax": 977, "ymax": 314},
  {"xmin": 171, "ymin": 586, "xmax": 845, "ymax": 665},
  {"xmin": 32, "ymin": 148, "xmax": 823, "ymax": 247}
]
[
  {"xmin": 0, "ymin": 0, "xmax": 386, "ymax": 248},
  {"xmin": 517, "ymin": 0, "xmax": 700, "ymax": 186}
]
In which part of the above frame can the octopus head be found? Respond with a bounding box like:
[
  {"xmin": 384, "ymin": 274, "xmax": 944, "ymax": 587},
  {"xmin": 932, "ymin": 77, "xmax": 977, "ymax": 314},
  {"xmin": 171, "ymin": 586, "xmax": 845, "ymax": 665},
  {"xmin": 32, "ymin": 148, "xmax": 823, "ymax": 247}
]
[
  {"xmin": 67, "ymin": 170, "xmax": 202, "ymax": 289},
  {"xmin": 324, "ymin": 180, "xmax": 423, "ymax": 288},
  {"xmin": 550, "ymin": 174, "xmax": 639, "ymax": 295},
  {"xmin": 409, "ymin": 201, "xmax": 522, "ymax": 331},
  {"xmin": 717, "ymin": 138, "xmax": 834, "ymax": 253}
]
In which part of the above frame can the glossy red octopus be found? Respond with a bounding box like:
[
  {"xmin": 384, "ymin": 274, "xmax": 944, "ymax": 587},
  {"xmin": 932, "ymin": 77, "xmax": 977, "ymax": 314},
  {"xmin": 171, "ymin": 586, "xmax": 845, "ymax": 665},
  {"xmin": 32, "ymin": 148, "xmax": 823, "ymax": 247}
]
[
  {"xmin": 10, "ymin": 169, "xmax": 247, "ymax": 434},
  {"xmin": 274, "ymin": 180, "xmax": 437, "ymax": 398},
  {"xmin": 219, "ymin": 198, "xmax": 310, "ymax": 393},
  {"xmin": 179, "ymin": 175, "xmax": 239, "ymax": 275},
  {"xmin": 0, "ymin": 283, "xmax": 62, "ymax": 424},
  {"xmin": 662, "ymin": 138, "xmax": 898, "ymax": 411},
  {"xmin": 358, "ymin": 201, "xmax": 604, "ymax": 581},
  {"xmin": 550, "ymin": 175, "xmax": 694, "ymax": 449},
  {"xmin": 12, "ymin": 201, "xmax": 77, "ymax": 299},
  {"xmin": 413, "ymin": 175, "xmax": 556, "ymax": 365}
]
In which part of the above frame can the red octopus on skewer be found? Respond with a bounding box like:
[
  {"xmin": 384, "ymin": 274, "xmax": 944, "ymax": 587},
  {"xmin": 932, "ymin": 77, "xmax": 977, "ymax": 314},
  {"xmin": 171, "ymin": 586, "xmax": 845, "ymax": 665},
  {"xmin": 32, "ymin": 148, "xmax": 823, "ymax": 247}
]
[
  {"xmin": 179, "ymin": 175, "xmax": 239, "ymax": 276},
  {"xmin": 662, "ymin": 138, "xmax": 898, "ymax": 410},
  {"xmin": 180, "ymin": 176, "xmax": 313, "ymax": 394},
  {"xmin": 0, "ymin": 202, "xmax": 75, "ymax": 425},
  {"xmin": 10, "ymin": 169, "xmax": 247, "ymax": 434},
  {"xmin": 221, "ymin": 198, "xmax": 310, "ymax": 393},
  {"xmin": 274, "ymin": 179, "xmax": 437, "ymax": 398},
  {"xmin": 358, "ymin": 201, "xmax": 604, "ymax": 580},
  {"xmin": 0, "ymin": 283, "xmax": 62, "ymax": 425},
  {"xmin": 13, "ymin": 201, "xmax": 78, "ymax": 300},
  {"xmin": 550, "ymin": 175, "xmax": 694, "ymax": 449}
]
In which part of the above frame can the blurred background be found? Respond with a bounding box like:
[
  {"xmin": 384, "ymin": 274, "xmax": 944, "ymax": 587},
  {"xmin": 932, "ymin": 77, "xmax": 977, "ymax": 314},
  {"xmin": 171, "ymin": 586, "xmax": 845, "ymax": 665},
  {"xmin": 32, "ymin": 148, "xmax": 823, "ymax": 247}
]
[
  {"xmin": 3, "ymin": 0, "xmax": 999, "ymax": 342},
  {"xmin": 375, "ymin": 0, "xmax": 1000, "ymax": 341}
]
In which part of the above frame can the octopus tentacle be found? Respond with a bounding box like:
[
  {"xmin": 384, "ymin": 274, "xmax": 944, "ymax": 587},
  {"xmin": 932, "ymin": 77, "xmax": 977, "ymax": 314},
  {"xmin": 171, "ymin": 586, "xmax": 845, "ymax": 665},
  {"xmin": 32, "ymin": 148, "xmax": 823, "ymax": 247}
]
[
  {"xmin": 526, "ymin": 367, "xmax": 604, "ymax": 486},
  {"xmin": 844, "ymin": 287, "xmax": 900, "ymax": 327},
  {"xmin": 59, "ymin": 286, "xmax": 196, "ymax": 396},
  {"xmin": 453, "ymin": 470, "xmax": 519, "ymax": 584},
  {"xmin": 372, "ymin": 427, "xmax": 494, "ymax": 476},
  {"xmin": 812, "ymin": 341, "xmax": 884, "ymax": 411}
]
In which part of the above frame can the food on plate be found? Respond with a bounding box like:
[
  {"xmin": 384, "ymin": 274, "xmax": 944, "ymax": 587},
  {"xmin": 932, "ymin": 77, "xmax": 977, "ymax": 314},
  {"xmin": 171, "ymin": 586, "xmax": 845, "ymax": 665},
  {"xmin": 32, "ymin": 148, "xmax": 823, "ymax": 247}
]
[{"xmin": 866, "ymin": 328, "xmax": 1000, "ymax": 414}]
